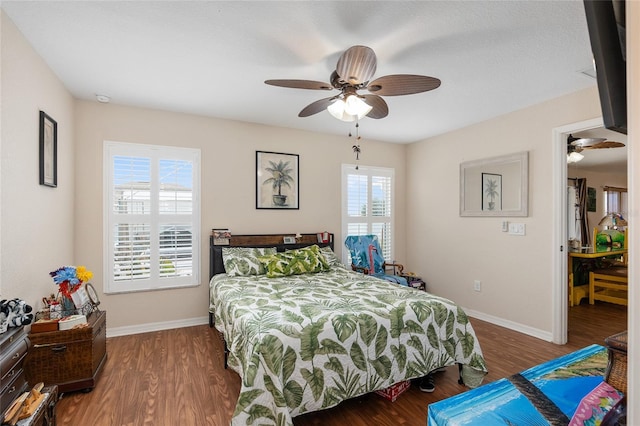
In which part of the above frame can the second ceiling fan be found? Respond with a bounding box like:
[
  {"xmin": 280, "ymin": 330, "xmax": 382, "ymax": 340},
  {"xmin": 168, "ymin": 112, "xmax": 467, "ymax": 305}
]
[{"xmin": 265, "ymin": 45, "xmax": 441, "ymax": 122}]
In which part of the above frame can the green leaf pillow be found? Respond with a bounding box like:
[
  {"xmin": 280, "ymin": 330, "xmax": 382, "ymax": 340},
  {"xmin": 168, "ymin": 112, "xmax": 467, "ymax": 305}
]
[
  {"xmin": 259, "ymin": 245, "xmax": 330, "ymax": 278},
  {"xmin": 319, "ymin": 246, "xmax": 346, "ymax": 270},
  {"xmin": 222, "ymin": 247, "xmax": 277, "ymax": 276}
]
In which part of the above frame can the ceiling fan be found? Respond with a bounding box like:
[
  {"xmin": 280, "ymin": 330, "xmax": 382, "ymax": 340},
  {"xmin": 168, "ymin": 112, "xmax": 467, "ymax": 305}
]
[
  {"xmin": 567, "ymin": 134, "xmax": 625, "ymax": 163},
  {"xmin": 568, "ymin": 134, "xmax": 625, "ymax": 152},
  {"xmin": 264, "ymin": 45, "xmax": 441, "ymax": 122}
]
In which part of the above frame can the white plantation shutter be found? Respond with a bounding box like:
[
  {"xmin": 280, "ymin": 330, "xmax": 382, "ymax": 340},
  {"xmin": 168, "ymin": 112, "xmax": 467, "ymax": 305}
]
[
  {"xmin": 342, "ymin": 165, "xmax": 394, "ymax": 263},
  {"xmin": 105, "ymin": 141, "xmax": 201, "ymax": 293}
]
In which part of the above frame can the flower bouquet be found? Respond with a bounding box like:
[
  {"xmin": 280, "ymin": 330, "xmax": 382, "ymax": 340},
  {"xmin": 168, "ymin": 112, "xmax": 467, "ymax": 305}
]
[{"xmin": 49, "ymin": 266, "xmax": 93, "ymax": 315}]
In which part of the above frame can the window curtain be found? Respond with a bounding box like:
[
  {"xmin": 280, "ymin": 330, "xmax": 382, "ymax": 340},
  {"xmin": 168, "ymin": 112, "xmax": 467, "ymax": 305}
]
[
  {"xmin": 568, "ymin": 185, "xmax": 578, "ymax": 241},
  {"xmin": 576, "ymin": 178, "xmax": 590, "ymax": 247}
]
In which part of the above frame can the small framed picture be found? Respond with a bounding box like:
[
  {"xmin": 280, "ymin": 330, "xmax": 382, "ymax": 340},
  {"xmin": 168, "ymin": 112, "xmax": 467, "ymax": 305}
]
[
  {"xmin": 213, "ymin": 229, "xmax": 231, "ymax": 245},
  {"xmin": 482, "ymin": 173, "xmax": 502, "ymax": 211},
  {"xmin": 39, "ymin": 111, "xmax": 58, "ymax": 187},
  {"xmin": 283, "ymin": 236, "xmax": 296, "ymax": 244}
]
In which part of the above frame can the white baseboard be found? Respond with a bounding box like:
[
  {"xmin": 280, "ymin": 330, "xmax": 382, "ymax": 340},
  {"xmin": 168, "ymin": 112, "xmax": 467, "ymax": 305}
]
[
  {"xmin": 106, "ymin": 315, "xmax": 210, "ymax": 338},
  {"xmin": 464, "ymin": 308, "xmax": 553, "ymax": 342},
  {"xmin": 106, "ymin": 310, "xmax": 552, "ymax": 343}
]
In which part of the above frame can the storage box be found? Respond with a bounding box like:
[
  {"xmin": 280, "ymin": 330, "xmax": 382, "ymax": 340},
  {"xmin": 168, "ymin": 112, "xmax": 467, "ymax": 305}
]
[
  {"xmin": 375, "ymin": 380, "xmax": 411, "ymax": 402},
  {"xmin": 58, "ymin": 314, "xmax": 87, "ymax": 331},
  {"xmin": 30, "ymin": 318, "xmax": 60, "ymax": 333}
]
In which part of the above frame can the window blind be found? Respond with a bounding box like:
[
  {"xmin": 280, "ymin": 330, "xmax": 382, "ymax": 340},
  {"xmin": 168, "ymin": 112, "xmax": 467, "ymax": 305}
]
[{"xmin": 104, "ymin": 141, "xmax": 201, "ymax": 293}]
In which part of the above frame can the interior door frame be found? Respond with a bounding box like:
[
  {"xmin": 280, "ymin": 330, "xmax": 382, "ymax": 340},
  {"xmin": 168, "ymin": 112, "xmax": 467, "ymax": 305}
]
[{"xmin": 551, "ymin": 117, "xmax": 604, "ymax": 344}]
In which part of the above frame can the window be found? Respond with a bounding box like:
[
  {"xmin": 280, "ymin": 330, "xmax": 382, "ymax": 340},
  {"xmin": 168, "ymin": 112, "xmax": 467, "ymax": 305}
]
[
  {"xmin": 341, "ymin": 164, "xmax": 394, "ymax": 263},
  {"xmin": 104, "ymin": 141, "xmax": 201, "ymax": 293},
  {"xmin": 604, "ymin": 186, "xmax": 628, "ymax": 218}
]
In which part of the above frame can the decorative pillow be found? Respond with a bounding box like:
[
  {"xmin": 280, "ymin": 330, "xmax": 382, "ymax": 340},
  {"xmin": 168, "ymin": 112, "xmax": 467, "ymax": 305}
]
[
  {"xmin": 222, "ymin": 247, "xmax": 277, "ymax": 276},
  {"xmin": 259, "ymin": 245, "xmax": 330, "ymax": 278},
  {"xmin": 319, "ymin": 246, "xmax": 346, "ymax": 269}
]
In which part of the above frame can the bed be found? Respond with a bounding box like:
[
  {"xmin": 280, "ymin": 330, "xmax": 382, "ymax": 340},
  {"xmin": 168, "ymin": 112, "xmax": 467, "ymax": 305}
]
[{"xmin": 209, "ymin": 233, "xmax": 488, "ymax": 426}]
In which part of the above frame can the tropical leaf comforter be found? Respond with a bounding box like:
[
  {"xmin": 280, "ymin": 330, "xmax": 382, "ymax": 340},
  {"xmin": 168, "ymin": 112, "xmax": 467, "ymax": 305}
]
[{"xmin": 210, "ymin": 267, "xmax": 488, "ymax": 426}]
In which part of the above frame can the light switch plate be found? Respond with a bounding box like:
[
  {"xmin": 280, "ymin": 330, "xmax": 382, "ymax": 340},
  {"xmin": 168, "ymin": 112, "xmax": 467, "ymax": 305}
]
[{"xmin": 508, "ymin": 223, "xmax": 526, "ymax": 236}]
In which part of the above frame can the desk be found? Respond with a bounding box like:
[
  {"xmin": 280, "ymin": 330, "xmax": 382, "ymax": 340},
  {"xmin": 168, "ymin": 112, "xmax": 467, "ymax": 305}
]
[
  {"xmin": 568, "ymin": 246, "xmax": 627, "ymax": 267},
  {"xmin": 568, "ymin": 247, "xmax": 627, "ymax": 306}
]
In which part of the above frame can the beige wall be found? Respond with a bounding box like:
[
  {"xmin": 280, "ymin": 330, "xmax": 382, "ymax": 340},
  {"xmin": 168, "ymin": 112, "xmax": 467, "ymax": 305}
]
[
  {"xmin": 405, "ymin": 87, "xmax": 602, "ymax": 336},
  {"xmin": 74, "ymin": 101, "xmax": 407, "ymax": 329},
  {"xmin": 0, "ymin": 12, "xmax": 75, "ymax": 309}
]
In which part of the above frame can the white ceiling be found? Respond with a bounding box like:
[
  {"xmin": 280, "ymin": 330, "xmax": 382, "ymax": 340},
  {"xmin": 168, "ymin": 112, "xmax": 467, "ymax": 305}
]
[
  {"xmin": 2, "ymin": 1, "xmax": 599, "ymax": 144},
  {"xmin": 0, "ymin": 0, "xmax": 627, "ymax": 171}
]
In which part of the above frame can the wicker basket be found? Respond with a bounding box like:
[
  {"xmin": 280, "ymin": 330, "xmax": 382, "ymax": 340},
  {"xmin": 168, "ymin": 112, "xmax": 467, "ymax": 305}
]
[{"xmin": 604, "ymin": 331, "xmax": 627, "ymax": 394}]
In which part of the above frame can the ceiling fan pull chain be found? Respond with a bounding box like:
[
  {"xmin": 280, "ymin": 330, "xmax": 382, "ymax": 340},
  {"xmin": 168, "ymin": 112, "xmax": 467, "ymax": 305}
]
[{"xmin": 350, "ymin": 121, "xmax": 362, "ymax": 169}]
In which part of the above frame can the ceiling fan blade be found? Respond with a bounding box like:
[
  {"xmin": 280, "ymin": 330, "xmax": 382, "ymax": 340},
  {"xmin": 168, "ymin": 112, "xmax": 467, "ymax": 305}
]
[
  {"xmin": 265, "ymin": 79, "xmax": 333, "ymax": 90},
  {"xmin": 298, "ymin": 96, "xmax": 338, "ymax": 117},
  {"xmin": 568, "ymin": 135, "xmax": 606, "ymax": 147},
  {"xmin": 581, "ymin": 141, "xmax": 625, "ymax": 149},
  {"xmin": 336, "ymin": 45, "xmax": 377, "ymax": 86},
  {"xmin": 367, "ymin": 74, "xmax": 441, "ymax": 96},
  {"xmin": 362, "ymin": 95, "xmax": 388, "ymax": 119}
]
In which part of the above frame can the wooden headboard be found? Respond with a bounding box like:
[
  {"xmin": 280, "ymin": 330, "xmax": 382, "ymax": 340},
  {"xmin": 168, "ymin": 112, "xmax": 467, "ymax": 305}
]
[{"xmin": 209, "ymin": 233, "xmax": 335, "ymax": 279}]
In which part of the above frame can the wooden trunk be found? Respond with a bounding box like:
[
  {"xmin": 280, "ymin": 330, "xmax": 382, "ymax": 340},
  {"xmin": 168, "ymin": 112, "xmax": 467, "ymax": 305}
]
[{"xmin": 25, "ymin": 311, "xmax": 107, "ymax": 393}]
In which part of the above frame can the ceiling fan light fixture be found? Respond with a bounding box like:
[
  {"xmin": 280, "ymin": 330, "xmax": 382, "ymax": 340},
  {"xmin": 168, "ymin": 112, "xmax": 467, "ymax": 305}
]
[
  {"xmin": 567, "ymin": 151, "xmax": 584, "ymax": 163},
  {"xmin": 327, "ymin": 98, "xmax": 355, "ymax": 122},
  {"xmin": 327, "ymin": 95, "xmax": 372, "ymax": 122},
  {"xmin": 344, "ymin": 94, "xmax": 372, "ymax": 118}
]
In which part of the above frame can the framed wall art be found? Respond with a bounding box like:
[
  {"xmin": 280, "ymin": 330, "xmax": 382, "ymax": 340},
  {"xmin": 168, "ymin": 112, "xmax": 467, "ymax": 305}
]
[
  {"xmin": 482, "ymin": 172, "xmax": 502, "ymax": 211},
  {"xmin": 587, "ymin": 187, "xmax": 596, "ymax": 212},
  {"xmin": 256, "ymin": 151, "xmax": 299, "ymax": 209},
  {"xmin": 39, "ymin": 111, "xmax": 58, "ymax": 187}
]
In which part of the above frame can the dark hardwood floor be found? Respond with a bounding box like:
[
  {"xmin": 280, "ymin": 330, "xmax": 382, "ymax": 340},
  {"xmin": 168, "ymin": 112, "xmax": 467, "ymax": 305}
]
[{"xmin": 55, "ymin": 302, "xmax": 626, "ymax": 426}]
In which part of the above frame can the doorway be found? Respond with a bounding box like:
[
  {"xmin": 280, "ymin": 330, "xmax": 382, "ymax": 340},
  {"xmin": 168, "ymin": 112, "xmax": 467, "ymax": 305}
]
[{"xmin": 552, "ymin": 118, "xmax": 628, "ymax": 344}]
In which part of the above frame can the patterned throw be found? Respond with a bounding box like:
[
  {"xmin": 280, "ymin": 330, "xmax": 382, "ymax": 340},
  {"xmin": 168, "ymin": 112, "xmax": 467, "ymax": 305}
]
[
  {"xmin": 568, "ymin": 381, "xmax": 624, "ymax": 426},
  {"xmin": 211, "ymin": 267, "xmax": 487, "ymax": 426}
]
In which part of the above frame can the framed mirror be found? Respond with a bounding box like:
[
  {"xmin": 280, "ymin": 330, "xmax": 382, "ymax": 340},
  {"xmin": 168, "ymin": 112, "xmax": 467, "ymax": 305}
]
[{"xmin": 460, "ymin": 151, "xmax": 529, "ymax": 217}]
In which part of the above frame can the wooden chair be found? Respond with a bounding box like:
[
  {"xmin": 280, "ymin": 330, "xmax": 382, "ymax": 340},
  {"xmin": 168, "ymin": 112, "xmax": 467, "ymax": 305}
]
[
  {"xmin": 344, "ymin": 235, "xmax": 408, "ymax": 286},
  {"xmin": 589, "ymin": 267, "xmax": 628, "ymax": 305},
  {"xmin": 589, "ymin": 227, "xmax": 628, "ymax": 306}
]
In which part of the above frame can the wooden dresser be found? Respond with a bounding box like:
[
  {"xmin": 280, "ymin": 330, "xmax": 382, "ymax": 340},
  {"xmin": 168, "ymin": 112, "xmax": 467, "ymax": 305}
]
[
  {"xmin": 24, "ymin": 311, "xmax": 106, "ymax": 393},
  {"xmin": 0, "ymin": 326, "xmax": 30, "ymax": 415}
]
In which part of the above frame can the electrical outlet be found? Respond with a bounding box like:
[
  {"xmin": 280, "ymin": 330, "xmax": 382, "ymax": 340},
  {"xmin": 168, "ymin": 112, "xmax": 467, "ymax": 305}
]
[
  {"xmin": 508, "ymin": 223, "xmax": 526, "ymax": 236},
  {"xmin": 502, "ymin": 221, "xmax": 509, "ymax": 232},
  {"xmin": 473, "ymin": 280, "xmax": 482, "ymax": 292}
]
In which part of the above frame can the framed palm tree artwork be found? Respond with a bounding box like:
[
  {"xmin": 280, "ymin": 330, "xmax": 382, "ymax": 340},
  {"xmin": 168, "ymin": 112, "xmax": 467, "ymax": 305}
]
[
  {"xmin": 482, "ymin": 173, "xmax": 502, "ymax": 211},
  {"xmin": 256, "ymin": 151, "xmax": 299, "ymax": 209}
]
